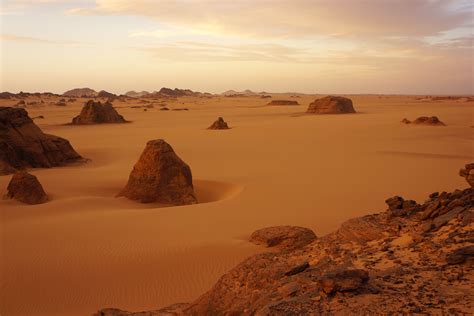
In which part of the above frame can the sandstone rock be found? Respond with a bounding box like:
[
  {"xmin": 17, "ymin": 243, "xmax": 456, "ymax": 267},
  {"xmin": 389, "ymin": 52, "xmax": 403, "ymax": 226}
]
[
  {"xmin": 411, "ymin": 116, "xmax": 445, "ymax": 126},
  {"xmin": 401, "ymin": 118, "xmax": 411, "ymax": 124},
  {"xmin": 306, "ymin": 96, "xmax": 356, "ymax": 114},
  {"xmin": 319, "ymin": 268, "xmax": 369, "ymax": 294},
  {"xmin": 284, "ymin": 262, "xmax": 310, "ymax": 276},
  {"xmin": 249, "ymin": 226, "xmax": 317, "ymax": 250},
  {"xmin": 118, "ymin": 139, "xmax": 197, "ymax": 205},
  {"xmin": 0, "ymin": 107, "xmax": 83, "ymax": 175},
  {"xmin": 6, "ymin": 171, "xmax": 48, "ymax": 204},
  {"xmin": 459, "ymin": 163, "xmax": 474, "ymax": 187},
  {"xmin": 72, "ymin": 100, "xmax": 127, "ymax": 124},
  {"xmin": 160, "ymin": 107, "xmax": 169, "ymax": 111},
  {"xmin": 267, "ymin": 100, "xmax": 299, "ymax": 106},
  {"xmin": 446, "ymin": 246, "xmax": 474, "ymax": 264},
  {"xmin": 207, "ymin": 117, "xmax": 230, "ymax": 130}
]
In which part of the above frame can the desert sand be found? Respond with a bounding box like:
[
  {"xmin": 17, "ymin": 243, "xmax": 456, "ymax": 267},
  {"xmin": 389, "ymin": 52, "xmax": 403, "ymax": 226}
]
[{"xmin": 0, "ymin": 94, "xmax": 473, "ymax": 315}]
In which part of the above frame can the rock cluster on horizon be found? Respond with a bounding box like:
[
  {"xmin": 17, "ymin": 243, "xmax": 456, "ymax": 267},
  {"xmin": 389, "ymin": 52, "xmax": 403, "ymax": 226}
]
[
  {"xmin": 0, "ymin": 107, "xmax": 83, "ymax": 175},
  {"xmin": 72, "ymin": 100, "xmax": 127, "ymax": 124},
  {"xmin": 207, "ymin": 117, "xmax": 230, "ymax": 130},
  {"xmin": 118, "ymin": 139, "xmax": 197, "ymax": 205},
  {"xmin": 307, "ymin": 96, "xmax": 356, "ymax": 114},
  {"xmin": 99, "ymin": 164, "xmax": 474, "ymax": 315},
  {"xmin": 5, "ymin": 171, "xmax": 48, "ymax": 204}
]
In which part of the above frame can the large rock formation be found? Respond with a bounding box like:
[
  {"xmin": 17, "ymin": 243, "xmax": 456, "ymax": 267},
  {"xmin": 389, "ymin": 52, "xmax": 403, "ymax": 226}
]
[
  {"xmin": 101, "ymin": 164, "xmax": 474, "ymax": 315},
  {"xmin": 0, "ymin": 107, "xmax": 83, "ymax": 175},
  {"xmin": 249, "ymin": 226, "xmax": 317, "ymax": 250},
  {"xmin": 207, "ymin": 117, "xmax": 230, "ymax": 130},
  {"xmin": 402, "ymin": 116, "xmax": 445, "ymax": 126},
  {"xmin": 307, "ymin": 96, "xmax": 356, "ymax": 114},
  {"xmin": 267, "ymin": 100, "xmax": 299, "ymax": 106},
  {"xmin": 118, "ymin": 139, "xmax": 197, "ymax": 205},
  {"xmin": 460, "ymin": 163, "xmax": 474, "ymax": 187},
  {"xmin": 5, "ymin": 171, "xmax": 48, "ymax": 204},
  {"xmin": 72, "ymin": 100, "xmax": 127, "ymax": 124}
]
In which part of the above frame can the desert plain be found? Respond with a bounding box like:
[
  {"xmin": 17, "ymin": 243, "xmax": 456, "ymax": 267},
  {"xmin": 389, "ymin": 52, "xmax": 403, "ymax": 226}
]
[{"xmin": 0, "ymin": 93, "xmax": 473, "ymax": 315}]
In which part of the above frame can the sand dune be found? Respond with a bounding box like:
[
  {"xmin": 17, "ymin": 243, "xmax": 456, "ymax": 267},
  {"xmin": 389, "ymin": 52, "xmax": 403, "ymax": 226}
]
[{"xmin": 0, "ymin": 95, "xmax": 472, "ymax": 315}]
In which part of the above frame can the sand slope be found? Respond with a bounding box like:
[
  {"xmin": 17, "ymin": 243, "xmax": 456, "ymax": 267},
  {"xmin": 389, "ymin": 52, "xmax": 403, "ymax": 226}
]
[{"xmin": 0, "ymin": 95, "xmax": 473, "ymax": 315}]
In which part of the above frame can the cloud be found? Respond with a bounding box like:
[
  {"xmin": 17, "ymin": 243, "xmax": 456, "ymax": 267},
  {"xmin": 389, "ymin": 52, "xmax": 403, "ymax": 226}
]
[
  {"xmin": 70, "ymin": 0, "xmax": 472, "ymax": 38},
  {"xmin": 0, "ymin": 33, "xmax": 58, "ymax": 43}
]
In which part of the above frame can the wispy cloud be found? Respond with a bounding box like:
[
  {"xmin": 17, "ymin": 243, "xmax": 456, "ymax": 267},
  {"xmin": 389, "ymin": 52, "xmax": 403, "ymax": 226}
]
[{"xmin": 70, "ymin": 0, "xmax": 472, "ymax": 39}]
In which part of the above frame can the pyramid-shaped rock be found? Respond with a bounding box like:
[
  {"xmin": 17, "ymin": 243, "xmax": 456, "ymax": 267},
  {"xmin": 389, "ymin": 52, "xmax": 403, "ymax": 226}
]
[
  {"xmin": 208, "ymin": 117, "xmax": 230, "ymax": 130},
  {"xmin": 6, "ymin": 171, "xmax": 48, "ymax": 204},
  {"xmin": 119, "ymin": 139, "xmax": 197, "ymax": 205},
  {"xmin": 72, "ymin": 100, "xmax": 127, "ymax": 124}
]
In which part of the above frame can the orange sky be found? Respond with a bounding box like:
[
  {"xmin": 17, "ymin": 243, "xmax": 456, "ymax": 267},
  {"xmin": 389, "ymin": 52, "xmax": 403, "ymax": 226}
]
[{"xmin": 1, "ymin": 0, "xmax": 473, "ymax": 94}]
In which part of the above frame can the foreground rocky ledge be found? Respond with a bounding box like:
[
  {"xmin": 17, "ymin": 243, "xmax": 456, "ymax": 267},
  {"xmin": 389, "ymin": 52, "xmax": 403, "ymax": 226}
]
[{"xmin": 98, "ymin": 165, "xmax": 473, "ymax": 315}]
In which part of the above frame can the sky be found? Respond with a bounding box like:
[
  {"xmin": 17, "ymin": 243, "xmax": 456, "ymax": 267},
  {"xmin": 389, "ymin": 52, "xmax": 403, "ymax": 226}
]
[{"xmin": 0, "ymin": 0, "xmax": 473, "ymax": 94}]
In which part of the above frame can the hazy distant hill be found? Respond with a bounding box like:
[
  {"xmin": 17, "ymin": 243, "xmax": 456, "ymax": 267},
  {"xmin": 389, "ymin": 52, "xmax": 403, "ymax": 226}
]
[
  {"xmin": 125, "ymin": 91, "xmax": 150, "ymax": 98},
  {"xmin": 222, "ymin": 89, "xmax": 261, "ymax": 96},
  {"xmin": 63, "ymin": 88, "xmax": 97, "ymax": 97}
]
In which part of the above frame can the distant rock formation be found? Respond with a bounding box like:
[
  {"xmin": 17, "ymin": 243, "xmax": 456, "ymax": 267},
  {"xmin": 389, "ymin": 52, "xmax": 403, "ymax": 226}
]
[
  {"xmin": 62, "ymin": 88, "xmax": 97, "ymax": 98},
  {"xmin": 0, "ymin": 92, "xmax": 15, "ymax": 99},
  {"xmin": 160, "ymin": 107, "xmax": 170, "ymax": 111},
  {"xmin": 100, "ymin": 164, "xmax": 474, "ymax": 315},
  {"xmin": 267, "ymin": 100, "xmax": 299, "ymax": 106},
  {"xmin": 460, "ymin": 163, "xmax": 474, "ymax": 187},
  {"xmin": 118, "ymin": 139, "xmax": 197, "ymax": 205},
  {"xmin": 5, "ymin": 171, "xmax": 48, "ymax": 204},
  {"xmin": 71, "ymin": 100, "xmax": 127, "ymax": 124},
  {"xmin": 0, "ymin": 107, "xmax": 83, "ymax": 175},
  {"xmin": 125, "ymin": 91, "xmax": 150, "ymax": 98},
  {"xmin": 97, "ymin": 90, "xmax": 117, "ymax": 98},
  {"xmin": 208, "ymin": 117, "xmax": 230, "ymax": 130},
  {"xmin": 307, "ymin": 96, "xmax": 356, "ymax": 114},
  {"xmin": 249, "ymin": 226, "xmax": 317, "ymax": 250},
  {"xmin": 402, "ymin": 116, "xmax": 446, "ymax": 126}
]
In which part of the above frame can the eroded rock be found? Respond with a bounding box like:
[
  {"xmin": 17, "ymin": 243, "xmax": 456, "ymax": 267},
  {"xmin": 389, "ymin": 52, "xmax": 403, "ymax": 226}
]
[
  {"xmin": 72, "ymin": 100, "xmax": 127, "ymax": 124},
  {"xmin": 306, "ymin": 96, "xmax": 356, "ymax": 114},
  {"xmin": 0, "ymin": 107, "xmax": 83, "ymax": 175},
  {"xmin": 249, "ymin": 226, "xmax": 317, "ymax": 250},
  {"xmin": 5, "ymin": 171, "xmax": 48, "ymax": 204},
  {"xmin": 118, "ymin": 139, "xmax": 197, "ymax": 205}
]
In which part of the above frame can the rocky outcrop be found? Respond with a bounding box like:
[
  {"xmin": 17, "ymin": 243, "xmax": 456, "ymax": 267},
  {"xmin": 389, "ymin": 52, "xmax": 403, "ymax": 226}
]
[
  {"xmin": 207, "ymin": 117, "xmax": 230, "ymax": 130},
  {"xmin": 72, "ymin": 100, "xmax": 127, "ymax": 124},
  {"xmin": 307, "ymin": 96, "xmax": 356, "ymax": 114},
  {"xmin": 249, "ymin": 226, "xmax": 317, "ymax": 250},
  {"xmin": 402, "ymin": 116, "xmax": 446, "ymax": 126},
  {"xmin": 97, "ymin": 90, "xmax": 116, "ymax": 98},
  {"xmin": 267, "ymin": 100, "xmax": 299, "ymax": 106},
  {"xmin": 460, "ymin": 163, "xmax": 474, "ymax": 187},
  {"xmin": 101, "ymin": 163, "xmax": 474, "ymax": 315},
  {"xmin": 5, "ymin": 171, "xmax": 48, "ymax": 204},
  {"xmin": 0, "ymin": 107, "xmax": 83, "ymax": 175},
  {"xmin": 118, "ymin": 139, "xmax": 197, "ymax": 205}
]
